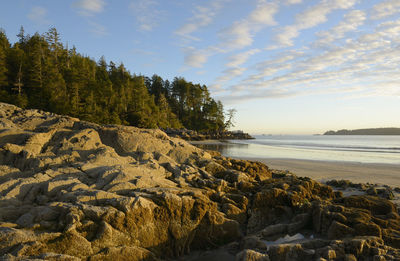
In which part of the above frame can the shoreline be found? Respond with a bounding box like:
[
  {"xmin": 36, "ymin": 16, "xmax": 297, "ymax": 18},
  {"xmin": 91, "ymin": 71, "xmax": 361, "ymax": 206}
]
[
  {"xmin": 189, "ymin": 140, "xmax": 400, "ymax": 187},
  {"xmin": 236, "ymin": 157, "xmax": 400, "ymax": 187}
]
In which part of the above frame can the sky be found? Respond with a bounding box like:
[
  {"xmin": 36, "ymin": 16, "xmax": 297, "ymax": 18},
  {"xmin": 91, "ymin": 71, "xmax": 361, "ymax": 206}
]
[{"xmin": 1, "ymin": 0, "xmax": 400, "ymax": 134}]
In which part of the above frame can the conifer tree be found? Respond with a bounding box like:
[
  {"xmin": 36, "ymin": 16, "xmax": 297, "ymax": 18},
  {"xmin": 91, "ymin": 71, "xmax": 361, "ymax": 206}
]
[
  {"xmin": 0, "ymin": 27, "xmax": 229, "ymax": 132},
  {"xmin": 0, "ymin": 30, "xmax": 9, "ymax": 89}
]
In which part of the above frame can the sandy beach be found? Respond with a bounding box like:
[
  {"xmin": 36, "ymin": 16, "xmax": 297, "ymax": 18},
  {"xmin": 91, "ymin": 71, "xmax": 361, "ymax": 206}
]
[
  {"xmin": 190, "ymin": 139, "xmax": 400, "ymax": 187},
  {"xmin": 241, "ymin": 157, "xmax": 400, "ymax": 187}
]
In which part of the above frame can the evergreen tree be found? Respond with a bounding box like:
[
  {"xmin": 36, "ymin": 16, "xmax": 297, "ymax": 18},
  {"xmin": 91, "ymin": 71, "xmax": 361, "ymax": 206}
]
[
  {"xmin": 25, "ymin": 33, "xmax": 46, "ymax": 108},
  {"xmin": 0, "ymin": 30, "xmax": 9, "ymax": 89},
  {"xmin": 16, "ymin": 26, "xmax": 26, "ymax": 45},
  {"xmin": 0, "ymin": 27, "xmax": 229, "ymax": 132}
]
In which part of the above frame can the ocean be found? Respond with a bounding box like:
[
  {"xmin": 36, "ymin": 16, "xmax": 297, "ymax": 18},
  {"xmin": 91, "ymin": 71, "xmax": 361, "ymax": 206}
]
[{"xmin": 197, "ymin": 135, "xmax": 400, "ymax": 164}]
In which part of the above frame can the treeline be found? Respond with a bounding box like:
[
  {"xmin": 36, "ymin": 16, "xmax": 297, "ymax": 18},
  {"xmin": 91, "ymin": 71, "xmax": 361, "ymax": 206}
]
[
  {"xmin": 0, "ymin": 27, "xmax": 228, "ymax": 131},
  {"xmin": 324, "ymin": 128, "xmax": 400, "ymax": 135}
]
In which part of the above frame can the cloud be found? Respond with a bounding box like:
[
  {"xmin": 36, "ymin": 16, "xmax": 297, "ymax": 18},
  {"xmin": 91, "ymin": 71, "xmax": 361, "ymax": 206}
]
[
  {"xmin": 315, "ymin": 10, "xmax": 366, "ymax": 46},
  {"xmin": 274, "ymin": 26, "xmax": 300, "ymax": 47},
  {"xmin": 273, "ymin": 0, "xmax": 359, "ymax": 47},
  {"xmin": 219, "ymin": 0, "xmax": 278, "ymax": 49},
  {"xmin": 184, "ymin": 0, "xmax": 279, "ymax": 71},
  {"xmin": 371, "ymin": 0, "xmax": 400, "ymax": 20},
  {"xmin": 286, "ymin": 0, "xmax": 302, "ymax": 5},
  {"xmin": 181, "ymin": 0, "xmax": 279, "ymax": 70},
  {"xmin": 216, "ymin": 15, "xmax": 400, "ymax": 103},
  {"xmin": 183, "ymin": 47, "xmax": 210, "ymax": 68},
  {"xmin": 213, "ymin": 49, "xmax": 261, "ymax": 85},
  {"xmin": 73, "ymin": 0, "xmax": 105, "ymax": 16},
  {"xmin": 88, "ymin": 21, "xmax": 108, "ymax": 36},
  {"xmin": 226, "ymin": 49, "xmax": 260, "ymax": 68},
  {"xmin": 220, "ymin": 86, "xmax": 301, "ymax": 104},
  {"xmin": 175, "ymin": 0, "xmax": 229, "ymax": 41},
  {"xmin": 27, "ymin": 6, "xmax": 49, "ymax": 25},
  {"xmin": 130, "ymin": 0, "xmax": 163, "ymax": 31},
  {"xmin": 216, "ymin": 67, "xmax": 247, "ymax": 83}
]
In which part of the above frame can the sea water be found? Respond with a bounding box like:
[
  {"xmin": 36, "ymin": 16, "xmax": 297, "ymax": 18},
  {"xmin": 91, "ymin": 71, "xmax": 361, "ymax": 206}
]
[{"xmin": 198, "ymin": 135, "xmax": 400, "ymax": 164}]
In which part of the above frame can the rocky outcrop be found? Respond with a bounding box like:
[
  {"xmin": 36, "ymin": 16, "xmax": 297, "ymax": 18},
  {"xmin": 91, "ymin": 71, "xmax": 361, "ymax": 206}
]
[
  {"xmin": 162, "ymin": 128, "xmax": 254, "ymax": 141},
  {"xmin": 0, "ymin": 102, "xmax": 399, "ymax": 260}
]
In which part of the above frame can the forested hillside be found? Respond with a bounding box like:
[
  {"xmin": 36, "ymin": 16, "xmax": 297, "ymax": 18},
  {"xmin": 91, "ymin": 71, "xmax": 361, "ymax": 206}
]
[
  {"xmin": 324, "ymin": 128, "xmax": 400, "ymax": 135},
  {"xmin": 0, "ymin": 27, "xmax": 227, "ymax": 131}
]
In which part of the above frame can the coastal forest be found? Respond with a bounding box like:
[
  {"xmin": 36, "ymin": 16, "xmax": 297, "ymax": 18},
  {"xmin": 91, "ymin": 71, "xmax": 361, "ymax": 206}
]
[
  {"xmin": 324, "ymin": 128, "xmax": 400, "ymax": 135},
  {"xmin": 0, "ymin": 27, "xmax": 228, "ymax": 131}
]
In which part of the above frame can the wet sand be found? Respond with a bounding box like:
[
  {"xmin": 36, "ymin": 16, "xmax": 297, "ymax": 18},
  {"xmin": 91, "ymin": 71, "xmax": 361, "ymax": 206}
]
[{"xmin": 238, "ymin": 157, "xmax": 400, "ymax": 187}]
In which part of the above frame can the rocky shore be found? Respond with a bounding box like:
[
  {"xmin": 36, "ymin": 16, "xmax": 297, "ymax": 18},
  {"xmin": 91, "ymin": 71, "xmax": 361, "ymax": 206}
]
[
  {"xmin": 0, "ymin": 102, "xmax": 399, "ymax": 261},
  {"xmin": 162, "ymin": 128, "xmax": 254, "ymax": 141}
]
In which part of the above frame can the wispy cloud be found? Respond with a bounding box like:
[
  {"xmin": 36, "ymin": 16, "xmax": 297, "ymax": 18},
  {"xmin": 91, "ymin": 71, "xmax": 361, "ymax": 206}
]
[
  {"xmin": 175, "ymin": 0, "xmax": 229, "ymax": 41},
  {"xmin": 217, "ymin": 13, "xmax": 400, "ymax": 103},
  {"xmin": 315, "ymin": 10, "xmax": 366, "ymax": 47},
  {"xmin": 212, "ymin": 49, "xmax": 261, "ymax": 86},
  {"xmin": 219, "ymin": 0, "xmax": 278, "ymax": 49},
  {"xmin": 182, "ymin": 0, "xmax": 279, "ymax": 69},
  {"xmin": 183, "ymin": 47, "xmax": 210, "ymax": 68},
  {"xmin": 27, "ymin": 6, "xmax": 49, "ymax": 25},
  {"xmin": 130, "ymin": 0, "xmax": 163, "ymax": 31},
  {"xmin": 216, "ymin": 67, "xmax": 247, "ymax": 83},
  {"xmin": 286, "ymin": 0, "xmax": 302, "ymax": 4},
  {"xmin": 273, "ymin": 0, "xmax": 359, "ymax": 47},
  {"xmin": 371, "ymin": 0, "xmax": 400, "ymax": 20},
  {"xmin": 72, "ymin": 0, "xmax": 107, "ymax": 36},
  {"xmin": 226, "ymin": 49, "xmax": 260, "ymax": 68},
  {"xmin": 73, "ymin": 0, "xmax": 105, "ymax": 16}
]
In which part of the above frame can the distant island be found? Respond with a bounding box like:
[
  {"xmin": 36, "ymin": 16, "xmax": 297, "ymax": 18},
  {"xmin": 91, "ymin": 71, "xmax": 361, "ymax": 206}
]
[{"xmin": 324, "ymin": 127, "xmax": 400, "ymax": 135}]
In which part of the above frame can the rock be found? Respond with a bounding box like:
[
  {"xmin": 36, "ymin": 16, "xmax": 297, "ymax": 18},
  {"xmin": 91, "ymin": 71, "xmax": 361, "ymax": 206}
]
[
  {"xmin": 326, "ymin": 179, "xmax": 351, "ymax": 189},
  {"xmin": 163, "ymin": 128, "xmax": 254, "ymax": 141},
  {"xmin": 15, "ymin": 213, "xmax": 34, "ymax": 228},
  {"xmin": 267, "ymin": 244, "xmax": 306, "ymax": 261},
  {"xmin": 367, "ymin": 187, "xmax": 378, "ymax": 196},
  {"xmin": 240, "ymin": 236, "xmax": 267, "ymax": 251},
  {"xmin": 344, "ymin": 254, "xmax": 357, "ymax": 261},
  {"xmin": 235, "ymin": 249, "xmax": 270, "ymax": 261},
  {"xmin": 376, "ymin": 188, "xmax": 395, "ymax": 200},
  {"xmin": 0, "ymin": 103, "xmax": 400, "ymax": 260},
  {"xmin": 89, "ymin": 246, "xmax": 158, "ymax": 261},
  {"xmin": 261, "ymin": 224, "xmax": 287, "ymax": 237},
  {"xmin": 327, "ymin": 221, "xmax": 355, "ymax": 239},
  {"xmin": 343, "ymin": 195, "xmax": 396, "ymax": 215},
  {"xmin": 323, "ymin": 249, "xmax": 336, "ymax": 260},
  {"xmin": 354, "ymin": 222, "xmax": 382, "ymax": 238}
]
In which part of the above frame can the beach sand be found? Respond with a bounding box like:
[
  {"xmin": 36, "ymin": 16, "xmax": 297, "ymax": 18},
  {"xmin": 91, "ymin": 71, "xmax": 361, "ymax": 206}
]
[{"xmin": 238, "ymin": 157, "xmax": 400, "ymax": 187}]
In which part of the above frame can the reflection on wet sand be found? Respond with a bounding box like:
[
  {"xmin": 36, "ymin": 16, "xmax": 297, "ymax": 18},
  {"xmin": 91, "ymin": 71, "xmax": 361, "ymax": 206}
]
[{"xmin": 192, "ymin": 142, "xmax": 248, "ymax": 155}]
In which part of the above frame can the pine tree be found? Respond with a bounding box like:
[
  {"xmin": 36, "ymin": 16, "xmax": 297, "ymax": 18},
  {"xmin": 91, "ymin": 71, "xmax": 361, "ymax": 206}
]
[
  {"xmin": 25, "ymin": 33, "xmax": 46, "ymax": 108},
  {"xmin": 0, "ymin": 30, "xmax": 9, "ymax": 89},
  {"xmin": 16, "ymin": 26, "xmax": 26, "ymax": 45},
  {"xmin": 45, "ymin": 27, "xmax": 62, "ymax": 64}
]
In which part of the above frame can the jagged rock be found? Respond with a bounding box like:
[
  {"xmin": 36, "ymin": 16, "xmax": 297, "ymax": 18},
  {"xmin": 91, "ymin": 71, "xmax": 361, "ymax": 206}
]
[
  {"xmin": 0, "ymin": 103, "xmax": 399, "ymax": 260},
  {"xmin": 235, "ymin": 249, "xmax": 270, "ymax": 261},
  {"xmin": 267, "ymin": 244, "xmax": 307, "ymax": 261},
  {"xmin": 327, "ymin": 221, "xmax": 355, "ymax": 239},
  {"xmin": 162, "ymin": 128, "xmax": 254, "ymax": 141},
  {"xmin": 89, "ymin": 246, "xmax": 158, "ymax": 261}
]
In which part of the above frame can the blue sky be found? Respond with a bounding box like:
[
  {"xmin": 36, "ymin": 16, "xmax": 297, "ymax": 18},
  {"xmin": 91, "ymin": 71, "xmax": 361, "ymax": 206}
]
[{"xmin": 1, "ymin": 0, "xmax": 400, "ymax": 134}]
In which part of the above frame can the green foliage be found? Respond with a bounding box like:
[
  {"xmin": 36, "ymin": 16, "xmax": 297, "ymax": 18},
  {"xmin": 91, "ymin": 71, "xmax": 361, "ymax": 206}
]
[{"xmin": 0, "ymin": 27, "xmax": 227, "ymax": 131}]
